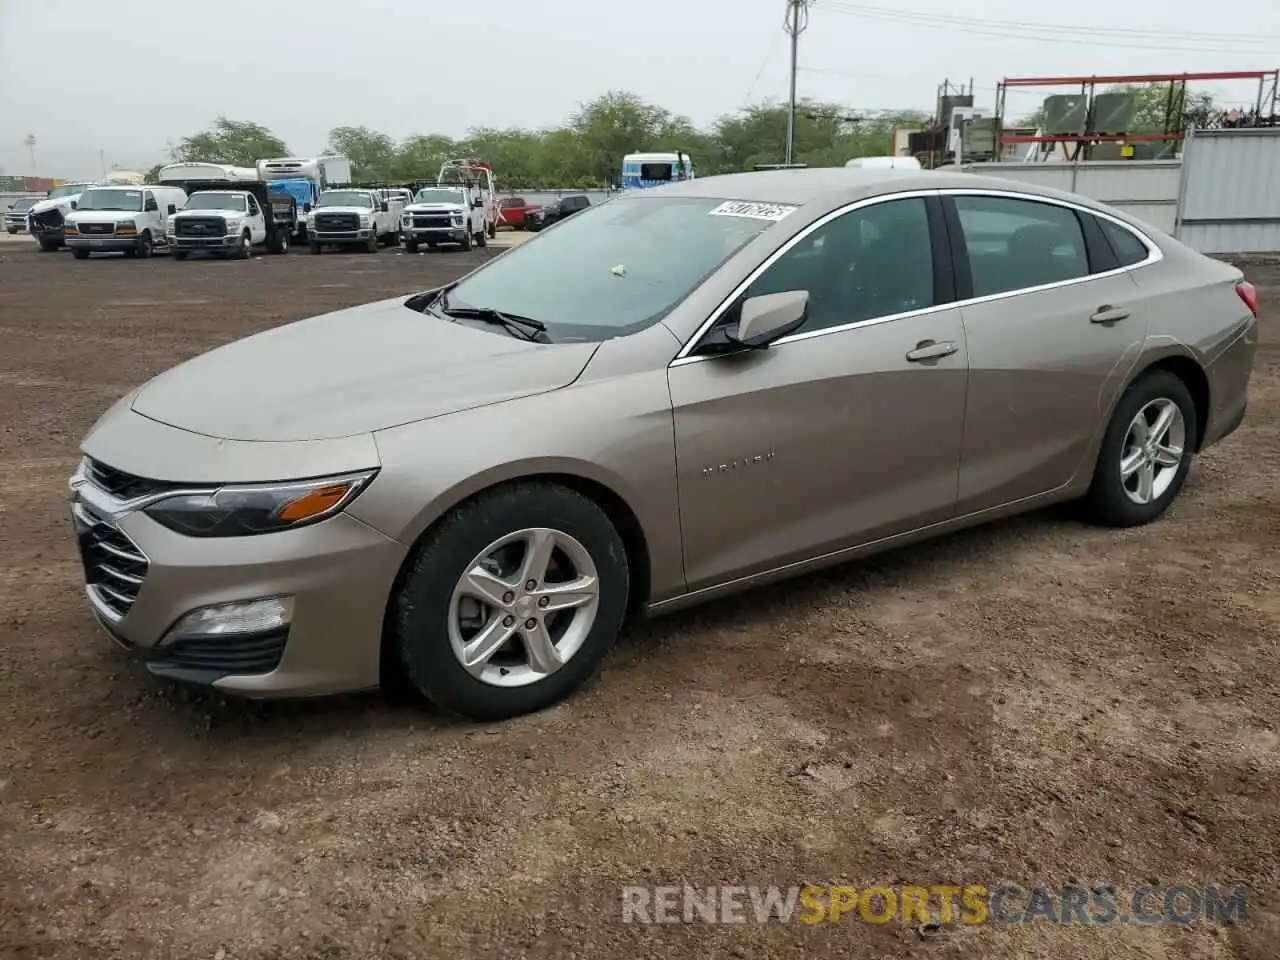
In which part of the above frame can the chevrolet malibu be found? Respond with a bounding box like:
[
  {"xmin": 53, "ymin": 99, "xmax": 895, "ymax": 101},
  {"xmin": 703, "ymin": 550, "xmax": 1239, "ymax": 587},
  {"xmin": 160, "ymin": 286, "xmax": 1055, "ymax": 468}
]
[{"xmin": 70, "ymin": 168, "xmax": 1258, "ymax": 721}]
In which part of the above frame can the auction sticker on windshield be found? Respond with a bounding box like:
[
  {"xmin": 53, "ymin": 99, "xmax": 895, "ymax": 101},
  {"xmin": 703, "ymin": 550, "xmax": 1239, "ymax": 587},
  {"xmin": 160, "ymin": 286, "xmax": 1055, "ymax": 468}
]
[{"xmin": 708, "ymin": 200, "xmax": 798, "ymax": 221}]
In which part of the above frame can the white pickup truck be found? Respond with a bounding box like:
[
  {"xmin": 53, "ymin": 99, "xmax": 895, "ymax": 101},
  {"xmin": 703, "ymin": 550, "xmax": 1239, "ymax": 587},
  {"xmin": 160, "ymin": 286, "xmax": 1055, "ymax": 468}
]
[
  {"xmin": 168, "ymin": 189, "xmax": 289, "ymax": 259},
  {"xmin": 307, "ymin": 188, "xmax": 399, "ymax": 253},
  {"xmin": 400, "ymin": 185, "xmax": 489, "ymax": 252}
]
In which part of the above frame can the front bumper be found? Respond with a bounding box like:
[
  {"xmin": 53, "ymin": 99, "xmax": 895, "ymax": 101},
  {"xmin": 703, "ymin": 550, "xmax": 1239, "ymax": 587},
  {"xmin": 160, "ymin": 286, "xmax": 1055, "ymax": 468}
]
[
  {"xmin": 68, "ymin": 464, "xmax": 407, "ymax": 697},
  {"xmin": 66, "ymin": 235, "xmax": 138, "ymax": 252},
  {"xmin": 405, "ymin": 227, "xmax": 468, "ymax": 241},
  {"xmin": 312, "ymin": 229, "xmax": 373, "ymax": 242},
  {"xmin": 171, "ymin": 234, "xmax": 239, "ymax": 249},
  {"xmin": 5, "ymin": 217, "xmax": 26, "ymax": 232}
]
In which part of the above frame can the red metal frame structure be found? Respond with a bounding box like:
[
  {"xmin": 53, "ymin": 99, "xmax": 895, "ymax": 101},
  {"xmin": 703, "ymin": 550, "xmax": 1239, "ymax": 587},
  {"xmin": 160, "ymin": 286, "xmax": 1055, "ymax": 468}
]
[{"xmin": 992, "ymin": 69, "xmax": 1280, "ymax": 160}]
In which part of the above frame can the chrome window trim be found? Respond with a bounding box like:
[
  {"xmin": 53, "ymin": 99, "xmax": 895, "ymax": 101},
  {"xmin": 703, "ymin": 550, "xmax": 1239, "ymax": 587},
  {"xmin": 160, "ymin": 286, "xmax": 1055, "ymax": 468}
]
[{"xmin": 671, "ymin": 186, "xmax": 1164, "ymax": 368}]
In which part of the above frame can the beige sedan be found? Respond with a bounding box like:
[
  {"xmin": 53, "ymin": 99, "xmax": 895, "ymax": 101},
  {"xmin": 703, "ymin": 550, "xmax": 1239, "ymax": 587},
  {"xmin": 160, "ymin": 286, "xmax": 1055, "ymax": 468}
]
[{"xmin": 70, "ymin": 168, "xmax": 1258, "ymax": 720}]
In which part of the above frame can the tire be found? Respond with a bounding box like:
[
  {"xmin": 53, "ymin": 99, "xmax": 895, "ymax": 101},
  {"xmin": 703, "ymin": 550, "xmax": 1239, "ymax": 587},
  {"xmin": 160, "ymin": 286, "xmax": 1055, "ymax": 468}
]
[
  {"xmin": 172, "ymin": 251, "xmax": 188, "ymax": 261},
  {"xmin": 267, "ymin": 230, "xmax": 289, "ymax": 255},
  {"xmin": 309, "ymin": 241, "xmax": 322, "ymax": 255},
  {"xmin": 405, "ymin": 238, "xmax": 420, "ymax": 253},
  {"xmin": 38, "ymin": 239, "xmax": 61, "ymax": 252},
  {"xmin": 476, "ymin": 229, "xmax": 487, "ymax": 249},
  {"xmin": 234, "ymin": 230, "xmax": 251, "ymax": 260},
  {"xmin": 72, "ymin": 248, "xmax": 89, "ymax": 260},
  {"xmin": 366, "ymin": 232, "xmax": 379, "ymax": 253},
  {"xmin": 487, "ymin": 222, "xmax": 497, "ymax": 239},
  {"xmin": 6, "ymin": 229, "xmax": 16, "ymax": 235},
  {"xmin": 461, "ymin": 231, "xmax": 473, "ymax": 252},
  {"xmin": 393, "ymin": 482, "xmax": 630, "ymax": 721},
  {"xmin": 1080, "ymin": 369, "xmax": 1198, "ymax": 528},
  {"xmin": 136, "ymin": 232, "xmax": 154, "ymax": 259}
]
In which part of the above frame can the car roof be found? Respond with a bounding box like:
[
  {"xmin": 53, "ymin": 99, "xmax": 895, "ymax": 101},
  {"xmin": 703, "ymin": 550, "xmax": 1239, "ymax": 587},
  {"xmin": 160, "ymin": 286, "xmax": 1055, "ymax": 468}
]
[{"xmin": 639, "ymin": 166, "xmax": 1126, "ymax": 219}]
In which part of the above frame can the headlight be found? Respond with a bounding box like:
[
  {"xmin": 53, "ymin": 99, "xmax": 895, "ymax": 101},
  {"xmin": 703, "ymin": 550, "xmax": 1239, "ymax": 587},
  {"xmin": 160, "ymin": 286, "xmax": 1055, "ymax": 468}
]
[
  {"xmin": 117, "ymin": 219, "xmax": 136, "ymax": 231},
  {"xmin": 142, "ymin": 470, "xmax": 377, "ymax": 538},
  {"xmin": 358, "ymin": 215, "xmax": 371, "ymax": 226},
  {"xmin": 224, "ymin": 218, "xmax": 241, "ymax": 229}
]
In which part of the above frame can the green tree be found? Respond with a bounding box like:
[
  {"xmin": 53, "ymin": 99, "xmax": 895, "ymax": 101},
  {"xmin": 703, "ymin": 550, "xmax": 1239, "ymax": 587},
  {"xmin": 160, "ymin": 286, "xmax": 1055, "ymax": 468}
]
[
  {"xmin": 327, "ymin": 125, "xmax": 398, "ymax": 181},
  {"xmin": 175, "ymin": 117, "xmax": 288, "ymax": 166}
]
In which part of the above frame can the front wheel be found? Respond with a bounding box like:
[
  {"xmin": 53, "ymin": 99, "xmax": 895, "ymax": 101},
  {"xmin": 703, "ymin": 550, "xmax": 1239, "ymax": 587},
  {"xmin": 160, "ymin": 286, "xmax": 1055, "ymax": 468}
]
[
  {"xmin": 234, "ymin": 230, "xmax": 251, "ymax": 259},
  {"xmin": 37, "ymin": 239, "xmax": 61, "ymax": 251},
  {"xmin": 72, "ymin": 248, "xmax": 90, "ymax": 260},
  {"xmin": 1080, "ymin": 370, "xmax": 1198, "ymax": 528},
  {"xmin": 172, "ymin": 250, "xmax": 188, "ymax": 261},
  {"xmin": 309, "ymin": 241, "xmax": 322, "ymax": 255},
  {"xmin": 405, "ymin": 238, "xmax": 419, "ymax": 253},
  {"xmin": 136, "ymin": 231, "xmax": 154, "ymax": 259},
  {"xmin": 366, "ymin": 232, "xmax": 379, "ymax": 253},
  {"xmin": 476, "ymin": 229, "xmax": 487, "ymax": 248},
  {"xmin": 461, "ymin": 231, "xmax": 473, "ymax": 252},
  {"xmin": 393, "ymin": 482, "xmax": 630, "ymax": 721}
]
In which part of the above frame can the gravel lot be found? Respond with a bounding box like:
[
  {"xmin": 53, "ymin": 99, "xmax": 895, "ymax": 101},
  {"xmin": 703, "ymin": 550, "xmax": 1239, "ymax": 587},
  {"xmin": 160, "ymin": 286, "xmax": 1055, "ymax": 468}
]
[{"xmin": 0, "ymin": 242, "xmax": 1276, "ymax": 959}]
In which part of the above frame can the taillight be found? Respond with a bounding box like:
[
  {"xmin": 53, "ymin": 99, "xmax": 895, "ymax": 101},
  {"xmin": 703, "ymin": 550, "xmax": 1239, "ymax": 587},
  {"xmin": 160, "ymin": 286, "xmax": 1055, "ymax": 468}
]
[{"xmin": 1236, "ymin": 280, "xmax": 1258, "ymax": 317}]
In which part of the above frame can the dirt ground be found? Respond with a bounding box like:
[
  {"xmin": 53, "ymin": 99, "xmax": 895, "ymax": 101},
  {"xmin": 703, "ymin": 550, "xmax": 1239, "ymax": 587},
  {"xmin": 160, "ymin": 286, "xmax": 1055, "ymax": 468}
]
[{"xmin": 0, "ymin": 241, "xmax": 1276, "ymax": 960}]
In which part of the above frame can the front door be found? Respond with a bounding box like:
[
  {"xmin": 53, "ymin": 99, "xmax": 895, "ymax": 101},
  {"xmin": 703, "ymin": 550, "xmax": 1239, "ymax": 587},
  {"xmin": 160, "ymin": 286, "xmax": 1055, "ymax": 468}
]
[
  {"xmin": 942, "ymin": 192, "xmax": 1150, "ymax": 514},
  {"xmin": 668, "ymin": 194, "xmax": 969, "ymax": 590}
]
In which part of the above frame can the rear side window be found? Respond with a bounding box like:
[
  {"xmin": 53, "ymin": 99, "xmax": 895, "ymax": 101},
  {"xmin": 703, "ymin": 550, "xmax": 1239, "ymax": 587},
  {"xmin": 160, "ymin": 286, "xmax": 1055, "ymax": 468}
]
[
  {"xmin": 1099, "ymin": 218, "xmax": 1150, "ymax": 267},
  {"xmin": 952, "ymin": 195, "xmax": 1089, "ymax": 297}
]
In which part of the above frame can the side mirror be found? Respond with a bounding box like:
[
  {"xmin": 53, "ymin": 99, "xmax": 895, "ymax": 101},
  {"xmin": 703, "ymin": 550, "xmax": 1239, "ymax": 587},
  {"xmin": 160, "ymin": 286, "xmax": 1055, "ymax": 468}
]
[
  {"xmin": 728, "ymin": 290, "xmax": 809, "ymax": 349},
  {"xmin": 472, "ymin": 198, "xmax": 484, "ymax": 208},
  {"xmin": 70, "ymin": 200, "xmax": 78, "ymax": 210},
  {"xmin": 303, "ymin": 203, "xmax": 311, "ymax": 213},
  {"xmin": 167, "ymin": 203, "xmax": 176, "ymax": 215}
]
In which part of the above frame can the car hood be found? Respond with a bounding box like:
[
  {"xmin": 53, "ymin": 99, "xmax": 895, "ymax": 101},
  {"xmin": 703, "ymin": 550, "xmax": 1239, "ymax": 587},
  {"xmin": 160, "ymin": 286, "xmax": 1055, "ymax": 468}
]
[
  {"xmin": 129, "ymin": 296, "xmax": 598, "ymax": 442},
  {"xmin": 68, "ymin": 210, "xmax": 138, "ymax": 223},
  {"xmin": 30, "ymin": 195, "xmax": 80, "ymax": 215},
  {"xmin": 313, "ymin": 205, "xmax": 373, "ymax": 216}
]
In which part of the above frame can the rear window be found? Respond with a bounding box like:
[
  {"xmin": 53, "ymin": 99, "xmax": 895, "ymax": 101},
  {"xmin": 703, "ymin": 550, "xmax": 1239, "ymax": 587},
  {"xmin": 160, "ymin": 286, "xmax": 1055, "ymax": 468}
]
[{"xmin": 1100, "ymin": 218, "xmax": 1150, "ymax": 267}]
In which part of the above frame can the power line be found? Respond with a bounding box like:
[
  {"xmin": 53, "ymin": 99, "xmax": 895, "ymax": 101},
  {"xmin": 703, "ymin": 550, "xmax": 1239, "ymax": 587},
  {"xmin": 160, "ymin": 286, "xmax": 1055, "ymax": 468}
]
[
  {"xmin": 819, "ymin": 1, "xmax": 1280, "ymax": 45},
  {"xmin": 743, "ymin": 32, "xmax": 784, "ymax": 104},
  {"xmin": 816, "ymin": 1, "xmax": 1280, "ymax": 55}
]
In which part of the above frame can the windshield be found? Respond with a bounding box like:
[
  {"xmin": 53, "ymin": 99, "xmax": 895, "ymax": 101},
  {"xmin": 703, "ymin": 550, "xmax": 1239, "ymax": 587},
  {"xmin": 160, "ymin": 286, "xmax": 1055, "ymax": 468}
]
[
  {"xmin": 48, "ymin": 184, "xmax": 89, "ymax": 199},
  {"xmin": 9, "ymin": 198, "xmax": 37, "ymax": 211},
  {"xmin": 413, "ymin": 188, "xmax": 466, "ymax": 204},
  {"xmin": 317, "ymin": 191, "xmax": 372, "ymax": 208},
  {"xmin": 442, "ymin": 196, "xmax": 787, "ymax": 341},
  {"xmin": 76, "ymin": 189, "xmax": 143, "ymax": 212},
  {"xmin": 186, "ymin": 193, "xmax": 246, "ymax": 212}
]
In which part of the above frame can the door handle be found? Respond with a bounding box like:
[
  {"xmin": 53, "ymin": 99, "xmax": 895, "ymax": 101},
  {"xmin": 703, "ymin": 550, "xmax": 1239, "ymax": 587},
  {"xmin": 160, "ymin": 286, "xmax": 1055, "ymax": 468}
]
[
  {"xmin": 906, "ymin": 339, "xmax": 959, "ymax": 362},
  {"xmin": 1090, "ymin": 305, "xmax": 1130, "ymax": 324}
]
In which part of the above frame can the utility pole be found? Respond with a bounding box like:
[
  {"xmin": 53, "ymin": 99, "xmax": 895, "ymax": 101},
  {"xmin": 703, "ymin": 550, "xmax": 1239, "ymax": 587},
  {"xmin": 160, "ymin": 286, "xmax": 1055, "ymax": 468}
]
[{"xmin": 783, "ymin": 0, "xmax": 814, "ymax": 165}]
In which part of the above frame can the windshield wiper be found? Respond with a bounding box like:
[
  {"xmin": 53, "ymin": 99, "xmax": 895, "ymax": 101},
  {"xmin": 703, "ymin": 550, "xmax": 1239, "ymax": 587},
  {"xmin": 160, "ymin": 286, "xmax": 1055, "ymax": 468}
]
[{"xmin": 435, "ymin": 291, "xmax": 550, "ymax": 343}]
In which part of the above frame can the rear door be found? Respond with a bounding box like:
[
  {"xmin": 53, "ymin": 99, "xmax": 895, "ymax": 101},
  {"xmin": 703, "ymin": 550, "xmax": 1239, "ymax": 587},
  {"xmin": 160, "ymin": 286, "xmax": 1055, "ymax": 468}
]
[
  {"xmin": 669, "ymin": 192, "xmax": 969, "ymax": 589},
  {"xmin": 941, "ymin": 190, "xmax": 1151, "ymax": 514}
]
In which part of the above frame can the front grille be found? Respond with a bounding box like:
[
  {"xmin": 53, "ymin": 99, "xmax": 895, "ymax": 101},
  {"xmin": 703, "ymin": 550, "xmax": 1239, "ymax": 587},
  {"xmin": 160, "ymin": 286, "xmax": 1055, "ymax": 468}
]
[
  {"xmin": 152, "ymin": 629, "xmax": 289, "ymax": 676},
  {"xmin": 413, "ymin": 214, "xmax": 452, "ymax": 229},
  {"xmin": 85, "ymin": 458, "xmax": 187, "ymax": 502},
  {"xmin": 78, "ymin": 222, "xmax": 115, "ymax": 236},
  {"xmin": 314, "ymin": 212, "xmax": 359, "ymax": 231},
  {"xmin": 175, "ymin": 216, "xmax": 226, "ymax": 237},
  {"xmin": 75, "ymin": 503, "xmax": 149, "ymax": 620}
]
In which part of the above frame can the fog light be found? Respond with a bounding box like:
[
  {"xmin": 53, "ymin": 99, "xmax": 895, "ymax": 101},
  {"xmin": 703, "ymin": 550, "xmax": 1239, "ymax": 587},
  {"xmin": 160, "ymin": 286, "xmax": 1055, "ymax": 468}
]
[{"xmin": 161, "ymin": 597, "xmax": 293, "ymax": 643}]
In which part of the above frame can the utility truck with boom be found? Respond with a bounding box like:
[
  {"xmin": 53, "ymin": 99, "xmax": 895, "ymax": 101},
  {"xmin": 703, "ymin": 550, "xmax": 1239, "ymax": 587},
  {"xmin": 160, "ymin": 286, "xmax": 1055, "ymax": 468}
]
[{"xmin": 399, "ymin": 159, "xmax": 499, "ymax": 251}]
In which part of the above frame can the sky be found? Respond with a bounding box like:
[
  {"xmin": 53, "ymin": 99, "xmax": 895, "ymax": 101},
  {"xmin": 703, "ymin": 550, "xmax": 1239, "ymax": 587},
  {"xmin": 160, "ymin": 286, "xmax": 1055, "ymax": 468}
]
[{"xmin": 1, "ymin": 0, "xmax": 1277, "ymax": 178}]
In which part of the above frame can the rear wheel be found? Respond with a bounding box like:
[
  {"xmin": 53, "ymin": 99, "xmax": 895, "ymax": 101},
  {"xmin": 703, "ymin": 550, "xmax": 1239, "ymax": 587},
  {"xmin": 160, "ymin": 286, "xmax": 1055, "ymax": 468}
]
[
  {"xmin": 72, "ymin": 248, "xmax": 90, "ymax": 260},
  {"xmin": 393, "ymin": 482, "xmax": 630, "ymax": 721},
  {"xmin": 405, "ymin": 238, "xmax": 419, "ymax": 253},
  {"xmin": 172, "ymin": 251, "xmax": 188, "ymax": 261},
  {"xmin": 1080, "ymin": 370, "xmax": 1197, "ymax": 528}
]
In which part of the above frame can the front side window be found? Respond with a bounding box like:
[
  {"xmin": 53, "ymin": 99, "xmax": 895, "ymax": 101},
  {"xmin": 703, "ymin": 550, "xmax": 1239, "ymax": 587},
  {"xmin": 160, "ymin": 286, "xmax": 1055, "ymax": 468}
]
[
  {"xmin": 144, "ymin": 193, "xmax": 159, "ymax": 212},
  {"xmin": 1099, "ymin": 217, "xmax": 1151, "ymax": 268},
  {"xmin": 247, "ymin": 197, "xmax": 260, "ymax": 216},
  {"xmin": 439, "ymin": 196, "xmax": 784, "ymax": 342},
  {"xmin": 77, "ymin": 189, "xmax": 143, "ymax": 212},
  {"xmin": 739, "ymin": 196, "xmax": 936, "ymax": 335},
  {"xmin": 952, "ymin": 195, "xmax": 1088, "ymax": 297}
]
